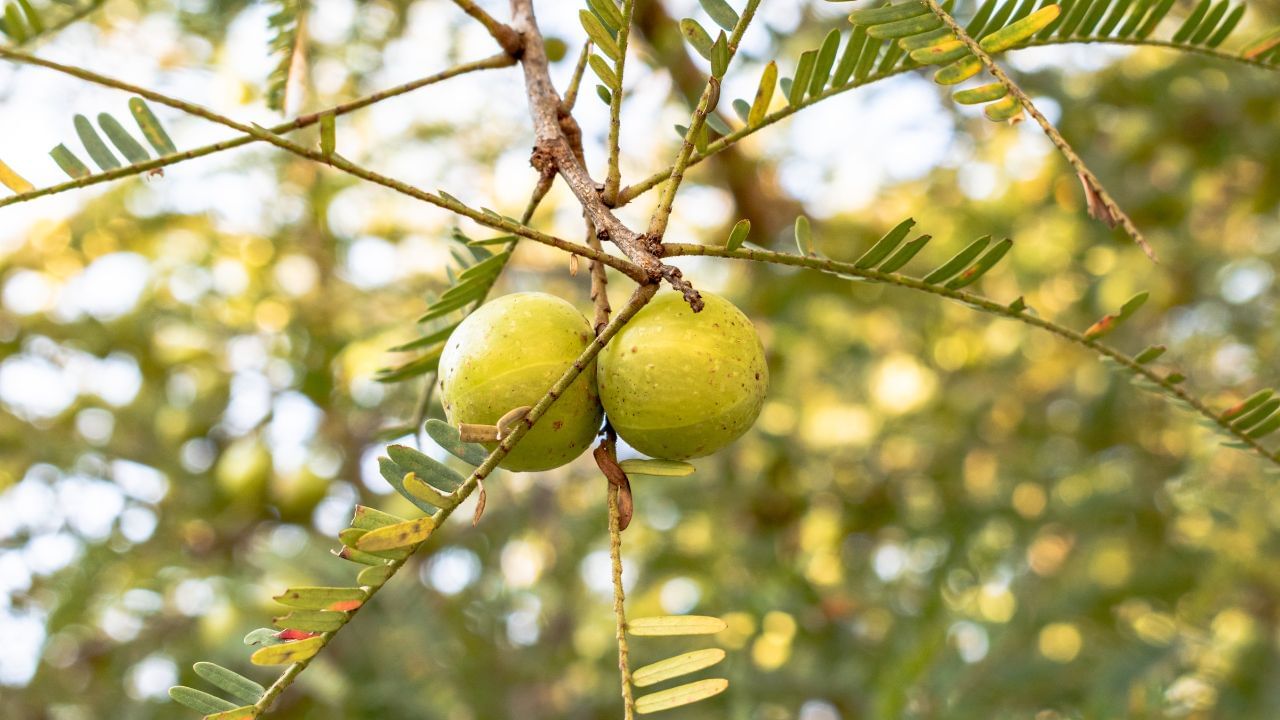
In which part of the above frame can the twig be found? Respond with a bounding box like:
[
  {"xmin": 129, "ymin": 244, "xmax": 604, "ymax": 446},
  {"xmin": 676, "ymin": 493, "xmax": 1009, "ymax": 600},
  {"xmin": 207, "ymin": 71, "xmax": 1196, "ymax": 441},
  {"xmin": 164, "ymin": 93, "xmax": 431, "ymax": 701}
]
[
  {"xmin": 0, "ymin": 50, "xmax": 516, "ymax": 209},
  {"xmin": 562, "ymin": 40, "xmax": 593, "ymax": 112},
  {"xmin": 918, "ymin": 0, "xmax": 1157, "ymax": 261},
  {"xmin": 604, "ymin": 431, "xmax": 636, "ymax": 719},
  {"xmin": 509, "ymin": 0, "xmax": 701, "ymax": 307},
  {"xmin": 647, "ymin": 0, "xmax": 760, "ymax": 240},
  {"xmin": 661, "ymin": 242, "xmax": 1280, "ymax": 470},
  {"xmin": 0, "ymin": 48, "xmax": 649, "ymax": 280},
  {"xmin": 254, "ymin": 283, "xmax": 659, "ymax": 716},
  {"xmin": 602, "ymin": 0, "xmax": 636, "ymax": 204}
]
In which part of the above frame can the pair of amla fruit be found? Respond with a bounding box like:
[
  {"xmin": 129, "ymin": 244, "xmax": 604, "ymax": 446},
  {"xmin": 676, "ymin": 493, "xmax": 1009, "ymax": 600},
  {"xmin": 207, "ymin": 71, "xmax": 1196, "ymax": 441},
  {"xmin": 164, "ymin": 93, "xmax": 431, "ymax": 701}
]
[{"xmin": 438, "ymin": 290, "xmax": 769, "ymax": 471}]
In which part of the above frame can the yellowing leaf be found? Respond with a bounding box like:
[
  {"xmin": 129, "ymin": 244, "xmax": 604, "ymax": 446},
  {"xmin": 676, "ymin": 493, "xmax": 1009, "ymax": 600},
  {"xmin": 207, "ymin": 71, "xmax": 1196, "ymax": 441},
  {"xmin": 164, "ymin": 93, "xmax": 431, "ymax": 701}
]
[
  {"xmin": 628, "ymin": 615, "xmax": 728, "ymax": 636},
  {"xmin": 0, "ymin": 158, "xmax": 34, "ymax": 194},
  {"xmin": 632, "ymin": 648, "xmax": 726, "ymax": 687},
  {"xmin": 250, "ymin": 635, "xmax": 325, "ymax": 666},
  {"xmin": 635, "ymin": 678, "xmax": 729, "ymax": 714},
  {"xmin": 355, "ymin": 516, "xmax": 436, "ymax": 552},
  {"xmin": 619, "ymin": 459, "xmax": 695, "ymax": 477}
]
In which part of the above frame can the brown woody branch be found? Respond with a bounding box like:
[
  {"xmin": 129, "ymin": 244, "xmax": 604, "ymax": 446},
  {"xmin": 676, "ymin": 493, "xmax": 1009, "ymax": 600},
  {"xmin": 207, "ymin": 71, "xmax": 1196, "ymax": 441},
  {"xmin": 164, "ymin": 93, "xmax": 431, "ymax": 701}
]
[{"xmin": 508, "ymin": 0, "xmax": 703, "ymax": 310}]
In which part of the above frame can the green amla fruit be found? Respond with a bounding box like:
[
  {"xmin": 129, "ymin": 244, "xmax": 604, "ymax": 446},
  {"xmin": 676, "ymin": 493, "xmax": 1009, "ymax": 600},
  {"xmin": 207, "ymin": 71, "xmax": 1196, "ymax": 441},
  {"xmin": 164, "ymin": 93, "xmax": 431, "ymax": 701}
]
[
  {"xmin": 438, "ymin": 292, "xmax": 603, "ymax": 472},
  {"xmin": 598, "ymin": 290, "xmax": 768, "ymax": 460}
]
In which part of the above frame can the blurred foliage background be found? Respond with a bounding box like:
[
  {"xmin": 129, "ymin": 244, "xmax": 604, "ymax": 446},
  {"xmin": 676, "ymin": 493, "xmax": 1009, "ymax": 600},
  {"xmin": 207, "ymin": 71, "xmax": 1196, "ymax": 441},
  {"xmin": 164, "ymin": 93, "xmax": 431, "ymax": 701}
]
[{"xmin": 2, "ymin": 0, "xmax": 1280, "ymax": 718}]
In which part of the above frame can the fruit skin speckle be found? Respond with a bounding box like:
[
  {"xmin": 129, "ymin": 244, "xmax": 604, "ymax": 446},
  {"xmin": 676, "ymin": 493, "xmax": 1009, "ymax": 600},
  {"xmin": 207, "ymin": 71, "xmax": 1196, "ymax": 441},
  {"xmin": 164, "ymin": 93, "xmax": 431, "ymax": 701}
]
[
  {"xmin": 438, "ymin": 292, "xmax": 603, "ymax": 472},
  {"xmin": 597, "ymin": 290, "xmax": 768, "ymax": 460}
]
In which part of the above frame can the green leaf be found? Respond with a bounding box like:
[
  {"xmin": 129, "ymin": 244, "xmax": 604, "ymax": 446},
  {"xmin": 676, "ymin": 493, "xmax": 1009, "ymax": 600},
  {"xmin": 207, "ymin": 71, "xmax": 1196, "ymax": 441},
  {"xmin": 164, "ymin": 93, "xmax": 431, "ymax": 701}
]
[
  {"xmin": 866, "ymin": 13, "xmax": 942, "ymax": 39},
  {"xmin": 273, "ymin": 587, "xmax": 366, "ymax": 611},
  {"xmin": 710, "ymin": 31, "xmax": 730, "ymax": 77},
  {"xmin": 854, "ymin": 218, "xmax": 915, "ymax": 269},
  {"xmin": 333, "ymin": 542, "xmax": 396, "ymax": 565},
  {"xmin": 794, "ymin": 215, "xmax": 814, "ymax": 255},
  {"xmin": 705, "ymin": 112, "xmax": 732, "ymax": 136},
  {"xmin": 966, "ymin": 0, "xmax": 1000, "ymax": 35},
  {"xmin": 680, "ymin": 17, "xmax": 715, "ymax": 59},
  {"xmin": 1171, "ymin": 0, "xmax": 1211, "ymax": 43},
  {"xmin": 48, "ymin": 144, "xmax": 91, "ymax": 180},
  {"xmin": 1134, "ymin": 345, "xmax": 1167, "ymax": 364},
  {"xmin": 1136, "ymin": 0, "xmax": 1175, "ymax": 39},
  {"xmin": 168, "ymin": 686, "xmax": 238, "ymax": 715},
  {"xmin": 355, "ymin": 516, "xmax": 437, "ymax": 552},
  {"xmin": 74, "ymin": 114, "xmax": 121, "ymax": 171},
  {"xmin": 833, "ymin": 26, "xmax": 868, "ymax": 86},
  {"xmin": 203, "ymin": 707, "xmax": 257, "ymax": 720},
  {"xmin": 587, "ymin": 0, "xmax": 623, "ymax": 32},
  {"xmin": 628, "ymin": 615, "xmax": 728, "ymax": 636},
  {"xmin": 731, "ymin": 98, "xmax": 751, "ymax": 122},
  {"xmin": 596, "ymin": 84, "xmax": 612, "ymax": 105},
  {"xmin": 580, "ymin": 10, "xmax": 621, "ymax": 60},
  {"xmin": 424, "ymin": 419, "xmax": 491, "ymax": 466},
  {"xmin": 128, "ymin": 98, "xmax": 177, "ymax": 155},
  {"xmin": 1188, "ymin": 0, "xmax": 1227, "ymax": 45},
  {"xmin": 910, "ymin": 40, "xmax": 969, "ymax": 66},
  {"xmin": 922, "ymin": 236, "xmax": 991, "ymax": 284},
  {"xmin": 725, "ymin": 219, "xmax": 750, "ymax": 251},
  {"xmin": 855, "ymin": 38, "xmax": 884, "ymax": 80},
  {"xmin": 3, "ymin": 4, "xmax": 28, "ymax": 42},
  {"xmin": 700, "ymin": 0, "xmax": 739, "ymax": 32},
  {"xmin": 1205, "ymin": 5, "xmax": 1243, "ymax": 47},
  {"xmin": 15, "ymin": 0, "xmax": 41, "ymax": 33},
  {"xmin": 1246, "ymin": 413, "xmax": 1280, "ymax": 439},
  {"xmin": 1232, "ymin": 399, "xmax": 1280, "ymax": 431},
  {"xmin": 589, "ymin": 53, "xmax": 620, "ymax": 90},
  {"xmin": 98, "ymin": 113, "xmax": 150, "ymax": 164},
  {"xmin": 633, "ymin": 648, "xmax": 727, "ymax": 688},
  {"xmin": 1118, "ymin": 291, "xmax": 1149, "ymax": 319},
  {"xmin": 388, "ymin": 445, "xmax": 464, "ymax": 491},
  {"xmin": 377, "ymin": 456, "xmax": 444, "ymax": 516},
  {"xmin": 945, "ymin": 237, "xmax": 1012, "ymax": 289},
  {"xmin": 810, "ymin": 29, "xmax": 842, "ymax": 97},
  {"xmin": 192, "ymin": 662, "xmax": 265, "ymax": 705},
  {"xmin": 1223, "ymin": 389, "xmax": 1274, "ymax": 421},
  {"xmin": 250, "ymin": 635, "xmax": 325, "ymax": 666},
  {"xmin": 900, "ymin": 26, "xmax": 954, "ymax": 51},
  {"xmin": 242, "ymin": 628, "xmax": 285, "ymax": 647},
  {"xmin": 953, "ymin": 82, "xmax": 1007, "ymax": 104},
  {"xmin": 319, "ymin": 112, "xmax": 335, "ymax": 155},
  {"xmin": 980, "ymin": 5, "xmax": 1061, "ymax": 52},
  {"xmin": 879, "ymin": 234, "xmax": 932, "ymax": 273},
  {"xmin": 619, "ymin": 459, "xmax": 696, "ymax": 477},
  {"xmin": 1008, "ymin": 296, "xmax": 1027, "ymax": 313},
  {"xmin": 635, "ymin": 678, "xmax": 730, "ymax": 714},
  {"xmin": 357, "ymin": 564, "xmax": 394, "ymax": 586},
  {"xmin": 747, "ymin": 61, "xmax": 777, "ymax": 126},
  {"xmin": 273, "ymin": 609, "xmax": 346, "ymax": 633},
  {"xmin": 849, "ymin": 1, "xmax": 927, "ymax": 25},
  {"xmin": 789, "ymin": 50, "xmax": 817, "ymax": 106}
]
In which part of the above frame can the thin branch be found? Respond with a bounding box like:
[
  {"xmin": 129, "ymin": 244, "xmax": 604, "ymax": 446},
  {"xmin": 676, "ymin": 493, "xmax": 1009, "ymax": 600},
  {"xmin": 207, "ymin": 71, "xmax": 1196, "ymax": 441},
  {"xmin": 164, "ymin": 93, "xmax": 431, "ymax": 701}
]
[
  {"xmin": 0, "ymin": 48, "xmax": 647, "ymax": 280},
  {"xmin": 450, "ymin": 0, "xmax": 523, "ymax": 56},
  {"xmin": 602, "ymin": 0, "xmax": 636, "ymax": 204},
  {"xmin": 0, "ymin": 50, "xmax": 516, "ymax": 209},
  {"xmin": 562, "ymin": 40, "xmax": 593, "ymax": 112},
  {"xmin": 605, "ymin": 439, "xmax": 636, "ymax": 720},
  {"xmin": 255, "ymin": 283, "xmax": 660, "ymax": 716},
  {"xmin": 509, "ymin": 0, "xmax": 702, "ymax": 307},
  {"xmin": 924, "ymin": 0, "xmax": 1156, "ymax": 259},
  {"xmin": 661, "ymin": 242, "xmax": 1280, "ymax": 470},
  {"xmin": 616, "ymin": 34, "xmax": 1280, "ymax": 207},
  {"xmin": 646, "ymin": 0, "xmax": 761, "ymax": 239}
]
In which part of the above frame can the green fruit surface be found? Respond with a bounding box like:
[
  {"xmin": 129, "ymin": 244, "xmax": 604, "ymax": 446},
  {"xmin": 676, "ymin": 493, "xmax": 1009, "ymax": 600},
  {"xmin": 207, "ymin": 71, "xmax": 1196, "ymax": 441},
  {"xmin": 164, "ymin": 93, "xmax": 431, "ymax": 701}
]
[
  {"xmin": 598, "ymin": 291, "xmax": 768, "ymax": 460},
  {"xmin": 438, "ymin": 292, "xmax": 602, "ymax": 472}
]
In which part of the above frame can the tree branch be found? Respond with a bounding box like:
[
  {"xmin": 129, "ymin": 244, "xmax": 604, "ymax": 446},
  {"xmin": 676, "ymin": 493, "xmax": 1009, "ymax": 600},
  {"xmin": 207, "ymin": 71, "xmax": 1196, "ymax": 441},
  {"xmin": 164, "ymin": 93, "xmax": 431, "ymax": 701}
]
[
  {"xmin": 451, "ymin": 0, "xmax": 523, "ymax": 56},
  {"xmin": 0, "ymin": 47, "xmax": 648, "ymax": 280},
  {"xmin": 0, "ymin": 50, "xmax": 516, "ymax": 209},
  {"xmin": 662, "ymin": 242, "xmax": 1280, "ymax": 470},
  {"xmin": 508, "ymin": 0, "xmax": 702, "ymax": 309},
  {"xmin": 919, "ymin": 0, "xmax": 1157, "ymax": 260}
]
